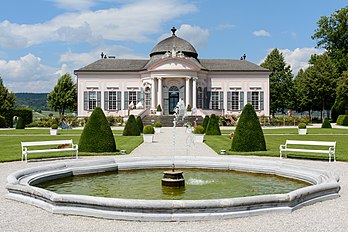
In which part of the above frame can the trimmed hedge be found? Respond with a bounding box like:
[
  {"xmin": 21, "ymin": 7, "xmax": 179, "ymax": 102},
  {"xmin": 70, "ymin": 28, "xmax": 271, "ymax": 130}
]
[
  {"xmin": 202, "ymin": 115, "xmax": 210, "ymax": 133},
  {"xmin": 78, "ymin": 107, "xmax": 116, "ymax": 152},
  {"xmin": 231, "ymin": 104, "xmax": 266, "ymax": 152},
  {"xmin": 321, "ymin": 118, "xmax": 332, "ymax": 128},
  {"xmin": 336, "ymin": 115, "xmax": 348, "ymax": 126},
  {"xmin": 16, "ymin": 117, "xmax": 25, "ymax": 129},
  {"xmin": 123, "ymin": 115, "xmax": 141, "ymax": 136},
  {"xmin": 0, "ymin": 115, "xmax": 6, "ymax": 128},
  {"xmin": 205, "ymin": 114, "xmax": 221, "ymax": 135},
  {"xmin": 136, "ymin": 116, "xmax": 144, "ymax": 133},
  {"xmin": 13, "ymin": 108, "xmax": 33, "ymax": 125}
]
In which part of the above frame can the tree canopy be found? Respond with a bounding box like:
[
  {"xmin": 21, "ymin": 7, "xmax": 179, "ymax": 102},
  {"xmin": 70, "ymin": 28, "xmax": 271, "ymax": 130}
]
[
  {"xmin": 47, "ymin": 73, "xmax": 77, "ymax": 115},
  {"xmin": 0, "ymin": 77, "xmax": 15, "ymax": 115},
  {"xmin": 312, "ymin": 7, "xmax": 348, "ymax": 73},
  {"xmin": 260, "ymin": 49, "xmax": 294, "ymax": 116}
]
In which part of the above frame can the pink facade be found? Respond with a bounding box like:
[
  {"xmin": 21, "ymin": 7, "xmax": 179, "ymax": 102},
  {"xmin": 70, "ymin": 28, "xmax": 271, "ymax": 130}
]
[{"xmin": 75, "ymin": 28, "xmax": 270, "ymax": 117}]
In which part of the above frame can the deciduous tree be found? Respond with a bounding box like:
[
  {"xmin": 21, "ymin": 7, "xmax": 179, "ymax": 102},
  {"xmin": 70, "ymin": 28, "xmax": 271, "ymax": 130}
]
[
  {"xmin": 260, "ymin": 49, "xmax": 294, "ymax": 116},
  {"xmin": 0, "ymin": 76, "xmax": 15, "ymax": 115},
  {"xmin": 312, "ymin": 7, "xmax": 348, "ymax": 73},
  {"xmin": 47, "ymin": 73, "xmax": 77, "ymax": 115}
]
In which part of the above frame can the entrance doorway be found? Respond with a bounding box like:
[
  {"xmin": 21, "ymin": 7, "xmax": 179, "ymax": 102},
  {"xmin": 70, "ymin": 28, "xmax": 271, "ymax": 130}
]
[{"xmin": 169, "ymin": 86, "xmax": 179, "ymax": 114}]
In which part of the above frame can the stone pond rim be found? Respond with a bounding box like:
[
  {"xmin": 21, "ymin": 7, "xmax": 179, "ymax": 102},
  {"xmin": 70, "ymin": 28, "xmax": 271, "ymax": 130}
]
[{"xmin": 6, "ymin": 156, "xmax": 340, "ymax": 221}]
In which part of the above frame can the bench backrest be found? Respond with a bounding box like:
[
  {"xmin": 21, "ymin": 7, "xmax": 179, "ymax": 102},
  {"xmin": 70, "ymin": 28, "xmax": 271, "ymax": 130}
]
[
  {"xmin": 21, "ymin": 140, "xmax": 73, "ymax": 147},
  {"xmin": 285, "ymin": 140, "xmax": 336, "ymax": 147}
]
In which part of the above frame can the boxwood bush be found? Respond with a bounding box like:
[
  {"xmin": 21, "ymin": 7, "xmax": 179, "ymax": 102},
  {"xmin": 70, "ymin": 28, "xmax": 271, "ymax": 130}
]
[
  {"xmin": 298, "ymin": 122, "xmax": 307, "ymax": 129},
  {"xmin": 193, "ymin": 125, "xmax": 204, "ymax": 134},
  {"xmin": 202, "ymin": 115, "xmax": 210, "ymax": 133},
  {"xmin": 143, "ymin": 125, "xmax": 155, "ymax": 134},
  {"xmin": 0, "ymin": 115, "xmax": 6, "ymax": 128},
  {"xmin": 154, "ymin": 121, "xmax": 162, "ymax": 128},
  {"xmin": 15, "ymin": 117, "xmax": 25, "ymax": 129},
  {"xmin": 231, "ymin": 104, "xmax": 266, "ymax": 152},
  {"xmin": 321, "ymin": 118, "xmax": 332, "ymax": 128},
  {"xmin": 336, "ymin": 115, "xmax": 348, "ymax": 126},
  {"xmin": 123, "ymin": 115, "xmax": 141, "ymax": 136},
  {"xmin": 205, "ymin": 114, "xmax": 221, "ymax": 135},
  {"xmin": 136, "ymin": 116, "xmax": 144, "ymax": 133},
  {"xmin": 78, "ymin": 107, "xmax": 116, "ymax": 152}
]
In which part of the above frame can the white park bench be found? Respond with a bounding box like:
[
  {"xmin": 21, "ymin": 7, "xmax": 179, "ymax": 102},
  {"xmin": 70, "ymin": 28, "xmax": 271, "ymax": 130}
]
[
  {"xmin": 279, "ymin": 140, "xmax": 336, "ymax": 162},
  {"xmin": 21, "ymin": 139, "xmax": 78, "ymax": 162}
]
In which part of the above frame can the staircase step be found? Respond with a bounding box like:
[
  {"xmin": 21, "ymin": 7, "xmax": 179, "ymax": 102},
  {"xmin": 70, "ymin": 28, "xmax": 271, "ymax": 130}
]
[{"xmin": 143, "ymin": 115, "xmax": 203, "ymax": 127}]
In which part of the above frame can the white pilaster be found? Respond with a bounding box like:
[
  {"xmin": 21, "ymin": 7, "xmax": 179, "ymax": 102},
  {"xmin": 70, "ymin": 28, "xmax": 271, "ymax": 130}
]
[
  {"xmin": 151, "ymin": 78, "xmax": 155, "ymax": 109},
  {"xmin": 185, "ymin": 77, "xmax": 191, "ymax": 107},
  {"xmin": 157, "ymin": 77, "xmax": 163, "ymax": 108},
  {"xmin": 192, "ymin": 77, "xmax": 197, "ymax": 109}
]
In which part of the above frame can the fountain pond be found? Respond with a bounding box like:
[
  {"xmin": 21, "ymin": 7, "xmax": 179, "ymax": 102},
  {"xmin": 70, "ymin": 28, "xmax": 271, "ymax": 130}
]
[{"xmin": 6, "ymin": 156, "xmax": 340, "ymax": 221}]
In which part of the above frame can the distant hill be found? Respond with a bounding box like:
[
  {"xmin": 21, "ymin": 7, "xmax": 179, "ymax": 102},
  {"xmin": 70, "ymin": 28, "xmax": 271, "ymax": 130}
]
[{"xmin": 15, "ymin": 93, "xmax": 50, "ymax": 111}]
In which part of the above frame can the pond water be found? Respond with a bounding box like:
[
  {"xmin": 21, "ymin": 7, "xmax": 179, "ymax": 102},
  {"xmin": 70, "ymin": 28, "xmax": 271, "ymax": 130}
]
[{"xmin": 35, "ymin": 169, "xmax": 310, "ymax": 200}]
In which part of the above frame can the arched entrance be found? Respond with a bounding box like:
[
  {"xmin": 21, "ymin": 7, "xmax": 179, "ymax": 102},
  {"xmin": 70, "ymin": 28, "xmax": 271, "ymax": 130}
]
[{"xmin": 169, "ymin": 86, "xmax": 179, "ymax": 114}]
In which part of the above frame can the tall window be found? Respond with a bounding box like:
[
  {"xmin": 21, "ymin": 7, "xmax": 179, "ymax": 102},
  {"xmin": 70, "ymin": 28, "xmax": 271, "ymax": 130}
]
[
  {"xmin": 144, "ymin": 87, "xmax": 151, "ymax": 109},
  {"xmin": 109, "ymin": 91, "xmax": 117, "ymax": 110},
  {"xmin": 128, "ymin": 91, "xmax": 137, "ymax": 105},
  {"xmin": 211, "ymin": 92, "xmax": 219, "ymax": 110},
  {"xmin": 197, "ymin": 87, "xmax": 203, "ymax": 109},
  {"xmin": 251, "ymin": 91, "xmax": 259, "ymax": 110},
  {"xmin": 231, "ymin": 92, "xmax": 239, "ymax": 110},
  {"xmin": 84, "ymin": 91, "xmax": 101, "ymax": 111},
  {"xmin": 88, "ymin": 91, "xmax": 97, "ymax": 110}
]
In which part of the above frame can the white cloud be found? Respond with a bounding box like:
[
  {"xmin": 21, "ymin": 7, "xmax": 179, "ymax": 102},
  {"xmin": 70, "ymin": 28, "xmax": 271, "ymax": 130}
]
[
  {"xmin": 158, "ymin": 24, "xmax": 209, "ymax": 50},
  {"xmin": 59, "ymin": 45, "xmax": 145, "ymax": 68},
  {"xmin": 0, "ymin": 54, "xmax": 64, "ymax": 92},
  {"xmin": 253, "ymin": 30, "xmax": 271, "ymax": 37},
  {"xmin": 260, "ymin": 47, "xmax": 324, "ymax": 75},
  {"xmin": 0, "ymin": 0, "xmax": 197, "ymax": 48},
  {"xmin": 49, "ymin": 0, "xmax": 96, "ymax": 11}
]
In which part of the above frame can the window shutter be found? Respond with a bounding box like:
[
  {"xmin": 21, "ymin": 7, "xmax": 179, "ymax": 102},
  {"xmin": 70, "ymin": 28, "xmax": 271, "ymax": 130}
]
[
  {"xmin": 260, "ymin": 91, "xmax": 264, "ymax": 111},
  {"xmin": 219, "ymin": 91, "xmax": 224, "ymax": 110},
  {"xmin": 124, "ymin": 91, "xmax": 128, "ymax": 110},
  {"xmin": 140, "ymin": 88, "xmax": 144, "ymax": 105},
  {"xmin": 227, "ymin": 92, "xmax": 231, "ymax": 111},
  {"xmin": 84, "ymin": 91, "xmax": 88, "ymax": 110},
  {"xmin": 97, "ymin": 91, "xmax": 101, "ymax": 107},
  {"xmin": 104, "ymin": 91, "xmax": 108, "ymax": 110},
  {"xmin": 240, "ymin": 92, "xmax": 244, "ymax": 111},
  {"xmin": 137, "ymin": 91, "xmax": 141, "ymax": 106},
  {"xmin": 247, "ymin": 92, "xmax": 251, "ymax": 104},
  {"xmin": 163, "ymin": 86, "xmax": 169, "ymax": 115},
  {"xmin": 207, "ymin": 91, "xmax": 211, "ymax": 109},
  {"xmin": 117, "ymin": 91, "xmax": 121, "ymax": 110},
  {"xmin": 203, "ymin": 87, "xmax": 207, "ymax": 109}
]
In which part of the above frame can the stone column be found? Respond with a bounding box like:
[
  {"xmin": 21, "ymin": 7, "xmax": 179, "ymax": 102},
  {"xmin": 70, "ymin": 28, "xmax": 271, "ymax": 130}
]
[
  {"xmin": 192, "ymin": 77, "xmax": 197, "ymax": 109},
  {"xmin": 157, "ymin": 77, "xmax": 163, "ymax": 109},
  {"xmin": 185, "ymin": 77, "xmax": 191, "ymax": 107},
  {"xmin": 151, "ymin": 78, "xmax": 155, "ymax": 109}
]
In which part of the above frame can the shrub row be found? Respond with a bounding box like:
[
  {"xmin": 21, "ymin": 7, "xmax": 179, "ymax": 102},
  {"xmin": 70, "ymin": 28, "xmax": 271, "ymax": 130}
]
[{"xmin": 336, "ymin": 115, "xmax": 348, "ymax": 126}]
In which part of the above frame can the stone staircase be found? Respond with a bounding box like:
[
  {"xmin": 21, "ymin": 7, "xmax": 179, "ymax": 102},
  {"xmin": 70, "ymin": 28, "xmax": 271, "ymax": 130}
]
[{"xmin": 142, "ymin": 115, "xmax": 204, "ymax": 127}]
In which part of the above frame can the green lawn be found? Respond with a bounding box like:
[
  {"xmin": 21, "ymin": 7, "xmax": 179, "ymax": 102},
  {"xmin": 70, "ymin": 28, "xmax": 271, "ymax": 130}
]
[
  {"xmin": 0, "ymin": 129, "xmax": 142, "ymax": 162},
  {"xmin": 206, "ymin": 128, "xmax": 348, "ymax": 162}
]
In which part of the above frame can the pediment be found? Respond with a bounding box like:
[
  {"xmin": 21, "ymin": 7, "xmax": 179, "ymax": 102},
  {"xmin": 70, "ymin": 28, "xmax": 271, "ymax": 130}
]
[{"xmin": 148, "ymin": 58, "xmax": 200, "ymax": 71}]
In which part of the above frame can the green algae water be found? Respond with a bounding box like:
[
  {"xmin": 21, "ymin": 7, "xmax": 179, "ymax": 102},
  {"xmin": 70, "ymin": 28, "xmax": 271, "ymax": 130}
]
[{"xmin": 35, "ymin": 169, "xmax": 310, "ymax": 200}]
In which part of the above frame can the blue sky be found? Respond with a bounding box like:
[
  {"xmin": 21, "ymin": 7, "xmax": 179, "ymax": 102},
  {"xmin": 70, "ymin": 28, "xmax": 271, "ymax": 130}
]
[{"xmin": 0, "ymin": 0, "xmax": 346, "ymax": 93}]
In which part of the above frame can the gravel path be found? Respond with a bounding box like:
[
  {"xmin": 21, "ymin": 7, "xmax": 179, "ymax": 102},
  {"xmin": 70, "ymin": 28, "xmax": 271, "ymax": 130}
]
[{"xmin": 1, "ymin": 127, "xmax": 348, "ymax": 231}]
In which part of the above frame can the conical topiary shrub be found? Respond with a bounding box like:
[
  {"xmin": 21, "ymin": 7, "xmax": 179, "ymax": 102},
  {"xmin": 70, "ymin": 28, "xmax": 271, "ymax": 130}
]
[
  {"xmin": 205, "ymin": 114, "xmax": 221, "ymax": 135},
  {"xmin": 321, "ymin": 118, "xmax": 332, "ymax": 128},
  {"xmin": 231, "ymin": 104, "xmax": 266, "ymax": 152},
  {"xmin": 16, "ymin": 117, "xmax": 25, "ymax": 129},
  {"xmin": 78, "ymin": 107, "xmax": 116, "ymax": 152},
  {"xmin": 136, "ymin": 116, "xmax": 144, "ymax": 133},
  {"xmin": 202, "ymin": 115, "xmax": 210, "ymax": 133},
  {"xmin": 123, "ymin": 114, "xmax": 140, "ymax": 136},
  {"xmin": 0, "ymin": 115, "xmax": 6, "ymax": 128}
]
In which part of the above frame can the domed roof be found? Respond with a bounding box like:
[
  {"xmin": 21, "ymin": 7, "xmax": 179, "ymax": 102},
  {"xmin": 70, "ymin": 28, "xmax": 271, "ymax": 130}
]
[{"xmin": 150, "ymin": 27, "xmax": 198, "ymax": 58}]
